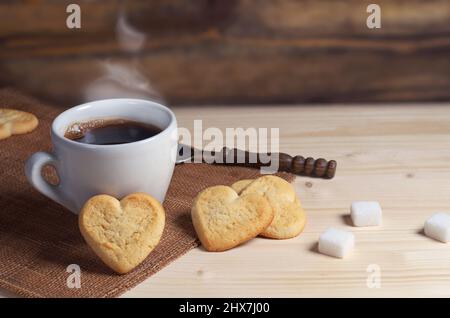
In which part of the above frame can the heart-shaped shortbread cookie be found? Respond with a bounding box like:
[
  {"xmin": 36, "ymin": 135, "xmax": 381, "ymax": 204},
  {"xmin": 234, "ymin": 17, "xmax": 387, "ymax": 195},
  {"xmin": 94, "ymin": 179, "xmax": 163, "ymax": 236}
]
[
  {"xmin": 232, "ymin": 176, "xmax": 306, "ymax": 239},
  {"xmin": 191, "ymin": 186, "xmax": 274, "ymax": 252},
  {"xmin": 0, "ymin": 108, "xmax": 38, "ymax": 140},
  {"xmin": 79, "ymin": 193, "xmax": 165, "ymax": 274}
]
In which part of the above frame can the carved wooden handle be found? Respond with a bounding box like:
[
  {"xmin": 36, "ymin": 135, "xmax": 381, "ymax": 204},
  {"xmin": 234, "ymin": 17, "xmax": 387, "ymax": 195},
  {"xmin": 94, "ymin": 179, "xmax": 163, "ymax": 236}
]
[
  {"xmin": 199, "ymin": 147, "xmax": 337, "ymax": 179},
  {"xmin": 277, "ymin": 153, "xmax": 337, "ymax": 179}
]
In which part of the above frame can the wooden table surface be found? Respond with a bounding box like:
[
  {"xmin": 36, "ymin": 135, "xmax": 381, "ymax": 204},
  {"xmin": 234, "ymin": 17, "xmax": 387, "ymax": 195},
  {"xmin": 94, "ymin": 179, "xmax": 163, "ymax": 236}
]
[{"xmin": 2, "ymin": 103, "xmax": 450, "ymax": 297}]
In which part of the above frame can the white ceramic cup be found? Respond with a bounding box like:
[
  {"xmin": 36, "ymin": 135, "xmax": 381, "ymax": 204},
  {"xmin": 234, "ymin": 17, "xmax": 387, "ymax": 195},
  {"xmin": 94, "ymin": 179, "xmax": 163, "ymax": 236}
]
[{"xmin": 25, "ymin": 98, "xmax": 178, "ymax": 214}]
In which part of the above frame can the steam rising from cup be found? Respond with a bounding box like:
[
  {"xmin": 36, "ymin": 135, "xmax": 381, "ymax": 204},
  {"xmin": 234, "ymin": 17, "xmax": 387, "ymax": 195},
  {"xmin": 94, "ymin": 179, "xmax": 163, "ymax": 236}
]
[
  {"xmin": 83, "ymin": 12, "xmax": 162, "ymax": 103},
  {"xmin": 116, "ymin": 13, "xmax": 146, "ymax": 53}
]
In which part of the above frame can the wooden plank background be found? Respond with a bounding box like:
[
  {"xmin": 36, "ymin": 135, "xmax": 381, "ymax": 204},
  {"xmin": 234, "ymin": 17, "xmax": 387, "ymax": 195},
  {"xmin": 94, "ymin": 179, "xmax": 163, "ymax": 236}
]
[{"xmin": 0, "ymin": 0, "xmax": 449, "ymax": 106}]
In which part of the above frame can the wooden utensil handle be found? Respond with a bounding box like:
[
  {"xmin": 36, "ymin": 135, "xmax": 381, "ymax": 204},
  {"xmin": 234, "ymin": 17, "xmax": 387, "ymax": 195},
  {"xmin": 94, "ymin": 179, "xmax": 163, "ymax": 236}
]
[{"xmin": 201, "ymin": 147, "xmax": 337, "ymax": 179}]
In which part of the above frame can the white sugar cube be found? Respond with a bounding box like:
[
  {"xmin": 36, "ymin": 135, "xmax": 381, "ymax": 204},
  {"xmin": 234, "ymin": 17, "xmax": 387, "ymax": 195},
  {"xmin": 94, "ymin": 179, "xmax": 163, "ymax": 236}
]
[
  {"xmin": 318, "ymin": 228, "xmax": 354, "ymax": 258},
  {"xmin": 424, "ymin": 212, "xmax": 450, "ymax": 243},
  {"xmin": 351, "ymin": 201, "xmax": 382, "ymax": 227}
]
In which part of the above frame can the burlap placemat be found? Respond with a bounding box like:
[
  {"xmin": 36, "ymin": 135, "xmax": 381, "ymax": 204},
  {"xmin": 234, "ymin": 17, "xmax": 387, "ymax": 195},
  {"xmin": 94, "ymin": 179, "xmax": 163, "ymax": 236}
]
[{"xmin": 0, "ymin": 88, "xmax": 294, "ymax": 298}]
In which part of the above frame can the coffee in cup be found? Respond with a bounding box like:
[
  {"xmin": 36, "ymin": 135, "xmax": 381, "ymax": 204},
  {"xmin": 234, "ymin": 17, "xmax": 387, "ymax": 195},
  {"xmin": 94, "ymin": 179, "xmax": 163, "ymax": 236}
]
[
  {"xmin": 64, "ymin": 118, "xmax": 163, "ymax": 145},
  {"xmin": 25, "ymin": 98, "xmax": 178, "ymax": 214}
]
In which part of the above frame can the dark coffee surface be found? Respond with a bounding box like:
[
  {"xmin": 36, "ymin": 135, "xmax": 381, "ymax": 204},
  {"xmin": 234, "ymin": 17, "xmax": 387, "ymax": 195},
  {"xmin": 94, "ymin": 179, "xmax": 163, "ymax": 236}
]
[{"xmin": 64, "ymin": 118, "xmax": 162, "ymax": 145}]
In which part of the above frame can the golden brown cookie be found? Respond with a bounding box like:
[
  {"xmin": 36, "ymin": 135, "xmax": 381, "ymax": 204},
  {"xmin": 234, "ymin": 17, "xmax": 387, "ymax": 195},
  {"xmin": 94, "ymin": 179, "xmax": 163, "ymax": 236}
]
[
  {"xmin": 232, "ymin": 176, "xmax": 306, "ymax": 239},
  {"xmin": 191, "ymin": 185, "xmax": 274, "ymax": 252},
  {"xmin": 0, "ymin": 108, "xmax": 38, "ymax": 140},
  {"xmin": 79, "ymin": 193, "xmax": 165, "ymax": 274}
]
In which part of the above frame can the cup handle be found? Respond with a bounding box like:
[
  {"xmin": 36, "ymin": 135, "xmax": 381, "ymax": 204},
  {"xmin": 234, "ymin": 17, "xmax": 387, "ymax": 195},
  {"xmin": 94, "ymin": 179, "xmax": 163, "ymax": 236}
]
[{"xmin": 25, "ymin": 151, "xmax": 76, "ymax": 212}]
